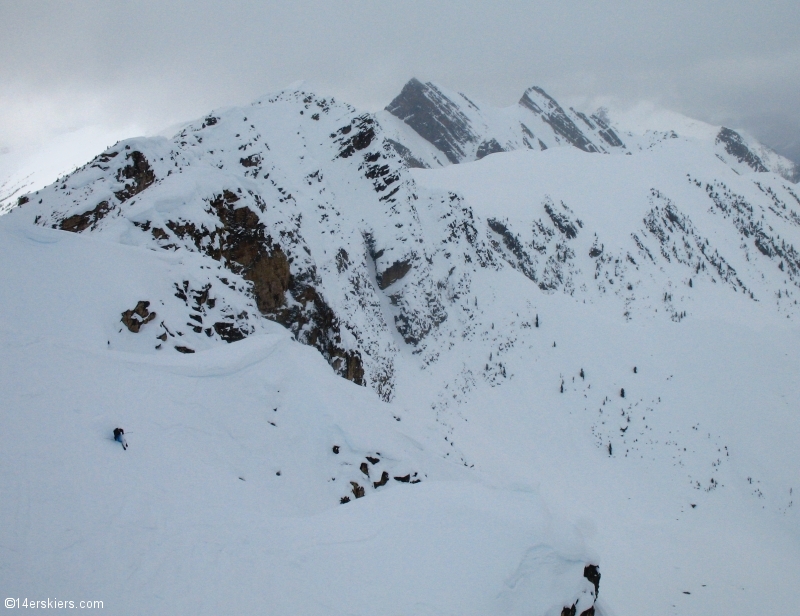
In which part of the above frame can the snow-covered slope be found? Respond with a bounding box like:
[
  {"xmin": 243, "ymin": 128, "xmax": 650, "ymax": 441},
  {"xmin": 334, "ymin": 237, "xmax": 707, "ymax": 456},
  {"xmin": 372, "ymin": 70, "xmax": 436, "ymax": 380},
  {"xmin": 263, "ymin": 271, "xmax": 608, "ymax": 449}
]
[
  {"xmin": 0, "ymin": 222, "xmax": 607, "ymax": 615},
  {"xmin": 2, "ymin": 82, "xmax": 799, "ymax": 615}
]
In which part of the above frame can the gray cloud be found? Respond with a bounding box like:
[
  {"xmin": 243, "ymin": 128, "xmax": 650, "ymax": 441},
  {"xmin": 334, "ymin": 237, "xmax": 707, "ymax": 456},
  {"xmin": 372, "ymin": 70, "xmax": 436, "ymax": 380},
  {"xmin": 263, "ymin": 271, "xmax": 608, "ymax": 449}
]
[{"xmin": 2, "ymin": 0, "xmax": 799, "ymax": 162}]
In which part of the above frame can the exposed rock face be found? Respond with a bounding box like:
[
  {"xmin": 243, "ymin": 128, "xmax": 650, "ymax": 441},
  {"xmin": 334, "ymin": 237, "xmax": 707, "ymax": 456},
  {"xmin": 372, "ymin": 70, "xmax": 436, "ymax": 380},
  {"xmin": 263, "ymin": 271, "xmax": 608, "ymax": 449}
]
[
  {"xmin": 212, "ymin": 321, "xmax": 247, "ymax": 343},
  {"xmin": 9, "ymin": 86, "xmax": 800, "ymax": 612},
  {"xmin": 377, "ymin": 259, "xmax": 412, "ymax": 289},
  {"xmin": 475, "ymin": 138, "xmax": 505, "ymax": 160},
  {"xmin": 121, "ymin": 301, "xmax": 156, "ymax": 333},
  {"xmin": 519, "ymin": 87, "xmax": 600, "ymax": 153},
  {"xmin": 19, "ymin": 82, "xmax": 800, "ymax": 407},
  {"xmin": 560, "ymin": 564, "xmax": 600, "ymax": 616},
  {"xmin": 34, "ymin": 108, "xmax": 374, "ymax": 388},
  {"xmin": 583, "ymin": 564, "xmax": 601, "ymax": 598},
  {"xmin": 60, "ymin": 201, "xmax": 112, "ymax": 233},
  {"xmin": 211, "ymin": 190, "xmax": 290, "ymax": 313},
  {"xmin": 386, "ymin": 79, "xmax": 788, "ymax": 182},
  {"xmin": 335, "ymin": 114, "xmax": 377, "ymax": 159},
  {"xmin": 344, "ymin": 354, "xmax": 365, "ymax": 384},
  {"xmin": 488, "ymin": 218, "xmax": 537, "ymax": 282},
  {"xmin": 544, "ymin": 201, "xmax": 580, "ymax": 239},
  {"xmin": 350, "ymin": 481, "xmax": 365, "ymax": 499},
  {"xmin": 166, "ymin": 189, "xmax": 365, "ymax": 385},
  {"xmin": 56, "ymin": 150, "xmax": 154, "ymax": 231},
  {"xmin": 643, "ymin": 190, "xmax": 749, "ymax": 296},
  {"xmin": 386, "ymin": 78, "xmax": 478, "ymax": 164},
  {"xmin": 485, "ymin": 197, "xmax": 587, "ymax": 294},
  {"xmin": 239, "ymin": 153, "xmax": 261, "ymax": 168},
  {"xmin": 591, "ymin": 113, "xmax": 625, "ymax": 147},
  {"xmin": 702, "ymin": 180, "xmax": 800, "ymax": 285},
  {"xmin": 384, "ymin": 78, "xmax": 626, "ymax": 167},
  {"xmin": 114, "ymin": 151, "xmax": 155, "ymax": 202},
  {"xmin": 716, "ymin": 127, "xmax": 769, "ymax": 173},
  {"xmin": 164, "ymin": 191, "xmax": 291, "ymax": 314},
  {"xmin": 373, "ymin": 471, "xmax": 389, "ymax": 488}
]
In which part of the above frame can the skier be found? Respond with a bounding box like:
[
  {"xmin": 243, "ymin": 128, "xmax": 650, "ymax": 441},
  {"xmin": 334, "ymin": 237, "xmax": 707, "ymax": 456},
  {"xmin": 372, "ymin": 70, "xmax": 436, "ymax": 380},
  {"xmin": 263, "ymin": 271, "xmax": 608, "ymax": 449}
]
[{"xmin": 113, "ymin": 427, "xmax": 127, "ymax": 450}]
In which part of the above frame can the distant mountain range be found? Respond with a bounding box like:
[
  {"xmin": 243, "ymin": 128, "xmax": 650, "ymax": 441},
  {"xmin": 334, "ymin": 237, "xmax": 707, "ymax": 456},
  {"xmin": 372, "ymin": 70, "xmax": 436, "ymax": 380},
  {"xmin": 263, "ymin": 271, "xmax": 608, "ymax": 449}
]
[{"xmin": 379, "ymin": 78, "xmax": 798, "ymax": 183}]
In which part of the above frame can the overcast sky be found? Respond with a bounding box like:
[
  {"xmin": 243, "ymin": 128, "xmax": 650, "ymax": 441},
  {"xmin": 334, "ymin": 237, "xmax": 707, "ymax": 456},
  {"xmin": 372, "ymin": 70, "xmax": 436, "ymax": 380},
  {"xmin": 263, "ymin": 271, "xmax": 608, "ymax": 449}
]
[{"xmin": 2, "ymin": 0, "xmax": 799, "ymax": 170}]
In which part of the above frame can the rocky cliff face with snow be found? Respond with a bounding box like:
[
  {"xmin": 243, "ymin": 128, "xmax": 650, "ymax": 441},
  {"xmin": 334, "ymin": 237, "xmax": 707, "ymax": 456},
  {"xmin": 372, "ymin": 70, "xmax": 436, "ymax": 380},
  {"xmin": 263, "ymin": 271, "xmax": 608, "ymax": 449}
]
[
  {"xmin": 10, "ymin": 81, "xmax": 800, "ymax": 398},
  {"xmin": 2, "ymin": 81, "xmax": 799, "ymax": 615},
  {"xmin": 381, "ymin": 78, "xmax": 627, "ymax": 165}
]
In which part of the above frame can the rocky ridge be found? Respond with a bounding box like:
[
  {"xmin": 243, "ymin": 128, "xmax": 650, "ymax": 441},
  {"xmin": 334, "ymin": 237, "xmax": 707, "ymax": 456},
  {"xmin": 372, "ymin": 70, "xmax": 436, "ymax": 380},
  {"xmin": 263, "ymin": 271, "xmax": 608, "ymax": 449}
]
[
  {"xmin": 6, "ymin": 82, "xmax": 800, "ymax": 408},
  {"xmin": 383, "ymin": 78, "xmax": 627, "ymax": 165}
]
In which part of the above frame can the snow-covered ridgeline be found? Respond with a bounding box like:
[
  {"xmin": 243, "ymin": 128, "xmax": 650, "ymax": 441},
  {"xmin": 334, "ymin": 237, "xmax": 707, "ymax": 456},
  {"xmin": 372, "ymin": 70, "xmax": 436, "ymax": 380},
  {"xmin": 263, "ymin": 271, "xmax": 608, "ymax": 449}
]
[
  {"xmin": 2, "ymin": 80, "xmax": 799, "ymax": 615},
  {"xmin": 5, "ymin": 82, "xmax": 800, "ymax": 397}
]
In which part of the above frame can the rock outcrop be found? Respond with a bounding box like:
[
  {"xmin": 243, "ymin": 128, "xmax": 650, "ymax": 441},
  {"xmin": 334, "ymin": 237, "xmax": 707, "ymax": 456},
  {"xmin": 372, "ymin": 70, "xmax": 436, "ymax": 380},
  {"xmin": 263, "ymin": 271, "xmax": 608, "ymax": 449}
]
[
  {"xmin": 716, "ymin": 127, "xmax": 769, "ymax": 173},
  {"xmin": 121, "ymin": 301, "xmax": 156, "ymax": 333}
]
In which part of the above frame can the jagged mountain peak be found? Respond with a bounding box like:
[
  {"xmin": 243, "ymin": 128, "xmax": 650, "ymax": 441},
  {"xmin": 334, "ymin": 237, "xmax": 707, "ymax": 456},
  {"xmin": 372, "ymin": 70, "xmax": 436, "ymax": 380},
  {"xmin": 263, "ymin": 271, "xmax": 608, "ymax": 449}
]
[
  {"xmin": 517, "ymin": 85, "xmax": 566, "ymax": 116},
  {"xmin": 716, "ymin": 126, "xmax": 769, "ymax": 173},
  {"xmin": 518, "ymin": 86, "xmax": 607, "ymax": 153},
  {"xmin": 385, "ymin": 79, "xmax": 480, "ymax": 164},
  {"xmin": 384, "ymin": 80, "xmax": 799, "ymax": 185},
  {"xmin": 384, "ymin": 78, "xmax": 627, "ymax": 166}
]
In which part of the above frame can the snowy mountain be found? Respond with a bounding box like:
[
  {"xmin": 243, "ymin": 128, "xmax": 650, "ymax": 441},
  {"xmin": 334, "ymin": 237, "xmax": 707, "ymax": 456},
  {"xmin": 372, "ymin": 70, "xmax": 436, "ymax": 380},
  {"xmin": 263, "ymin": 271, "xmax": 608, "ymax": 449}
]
[
  {"xmin": 381, "ymin": 78, "xmax": 799, "ymax": 184},
  {"xmin": 1, "ymin": 81, "xmax": 799, "ymax": 615},
  {"xmin": 378, "ymin": 78, "xmax": 627, "ymax": 167}
]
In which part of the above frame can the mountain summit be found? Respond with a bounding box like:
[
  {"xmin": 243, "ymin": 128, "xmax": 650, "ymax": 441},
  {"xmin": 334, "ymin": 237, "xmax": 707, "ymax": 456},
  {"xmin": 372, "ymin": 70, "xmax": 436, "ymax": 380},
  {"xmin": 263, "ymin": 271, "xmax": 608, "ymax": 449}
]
[{"xmin": 383, "ymin": 78, "xmax": 626, "ymax": 164}]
